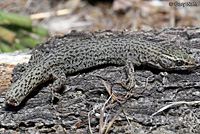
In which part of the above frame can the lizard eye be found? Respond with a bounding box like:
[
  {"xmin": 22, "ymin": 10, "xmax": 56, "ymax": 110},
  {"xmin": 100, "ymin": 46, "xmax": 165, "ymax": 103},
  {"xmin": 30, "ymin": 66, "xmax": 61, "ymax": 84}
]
[{"xmin": 176, "ymin": 60, "xmax": 184, "ymax": 66}]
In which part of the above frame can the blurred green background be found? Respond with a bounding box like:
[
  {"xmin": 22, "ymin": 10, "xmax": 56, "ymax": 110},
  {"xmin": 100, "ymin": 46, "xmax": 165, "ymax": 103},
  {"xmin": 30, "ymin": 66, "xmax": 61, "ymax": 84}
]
[{"xmin": 0, "ymin": 9, "xmax": 48, "ymax": 52}]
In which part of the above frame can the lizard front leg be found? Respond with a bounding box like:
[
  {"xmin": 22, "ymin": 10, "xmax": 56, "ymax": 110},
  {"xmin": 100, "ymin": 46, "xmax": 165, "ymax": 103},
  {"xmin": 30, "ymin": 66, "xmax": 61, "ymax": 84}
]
[{"xmin": 125, "ymin": 61, "xmax": 136, "ymax": 89}]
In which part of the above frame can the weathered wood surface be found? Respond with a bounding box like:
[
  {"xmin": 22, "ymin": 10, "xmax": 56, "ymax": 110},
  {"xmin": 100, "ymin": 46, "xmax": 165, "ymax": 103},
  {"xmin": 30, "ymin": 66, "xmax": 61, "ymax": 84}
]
[{"xmin": 0, "ymin": 28, "xmax": 200, "ymax": 134}]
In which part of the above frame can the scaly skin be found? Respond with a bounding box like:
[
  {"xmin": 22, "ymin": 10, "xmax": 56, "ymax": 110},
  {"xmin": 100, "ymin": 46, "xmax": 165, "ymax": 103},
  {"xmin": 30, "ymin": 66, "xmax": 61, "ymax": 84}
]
[{"xmin": 6, "ymin": 36, "xmax": 196, "ymax": 106}]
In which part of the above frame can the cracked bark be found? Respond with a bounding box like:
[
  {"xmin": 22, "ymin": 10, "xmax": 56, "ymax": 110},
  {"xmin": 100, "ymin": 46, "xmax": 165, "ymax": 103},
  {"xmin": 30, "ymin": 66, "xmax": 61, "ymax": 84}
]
[{"xmin": 0, "ymin": 28, "xmax": 200, "ymax": 134}]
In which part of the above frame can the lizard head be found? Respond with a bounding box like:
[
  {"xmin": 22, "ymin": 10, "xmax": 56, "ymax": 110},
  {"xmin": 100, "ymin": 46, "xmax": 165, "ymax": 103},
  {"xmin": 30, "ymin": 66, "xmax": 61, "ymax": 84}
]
[{"xmin": 157, "ymin": 46, "xmax": 196, "ymax": 70}]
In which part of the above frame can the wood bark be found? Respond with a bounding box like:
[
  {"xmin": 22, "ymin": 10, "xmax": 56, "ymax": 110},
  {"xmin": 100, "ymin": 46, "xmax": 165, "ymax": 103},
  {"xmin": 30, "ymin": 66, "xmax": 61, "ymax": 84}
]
[{"xmin": 0, "ymin": 28, "xmax": 200, "ymax": 134}]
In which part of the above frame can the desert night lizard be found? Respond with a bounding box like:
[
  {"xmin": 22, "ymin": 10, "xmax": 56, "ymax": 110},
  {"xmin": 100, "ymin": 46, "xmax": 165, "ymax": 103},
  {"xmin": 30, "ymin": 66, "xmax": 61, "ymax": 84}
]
[{"xmin": 6, "ymin": 34, "xmax": 196, "ymax": 106}]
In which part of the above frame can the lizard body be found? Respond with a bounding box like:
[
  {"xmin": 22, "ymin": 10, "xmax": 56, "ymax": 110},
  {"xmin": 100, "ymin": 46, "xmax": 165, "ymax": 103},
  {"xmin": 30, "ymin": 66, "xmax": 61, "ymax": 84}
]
[{"xmin": 6, "ymin": 35, "xmax": 196, "ymax": 106}]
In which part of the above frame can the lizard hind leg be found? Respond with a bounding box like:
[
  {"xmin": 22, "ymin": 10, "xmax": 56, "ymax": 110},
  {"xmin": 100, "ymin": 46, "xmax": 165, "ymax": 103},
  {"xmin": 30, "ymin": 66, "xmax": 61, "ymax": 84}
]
[{"xmin": 46, "ymin": 66, "xmax": 67, "ymax": 102}]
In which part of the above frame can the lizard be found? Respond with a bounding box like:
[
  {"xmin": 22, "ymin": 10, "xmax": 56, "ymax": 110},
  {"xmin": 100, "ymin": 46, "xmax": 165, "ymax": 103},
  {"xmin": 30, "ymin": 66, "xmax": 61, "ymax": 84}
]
[{"xmin": 6, "ymin": 32, "xmax": 196, "ymax": 106}]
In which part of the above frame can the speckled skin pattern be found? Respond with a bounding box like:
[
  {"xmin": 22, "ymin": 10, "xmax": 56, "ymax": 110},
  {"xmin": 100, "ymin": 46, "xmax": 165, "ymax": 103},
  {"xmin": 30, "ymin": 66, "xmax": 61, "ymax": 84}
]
[{"xmin": 6, "ymin": 35, "xmax": 196, "ymax": 106}]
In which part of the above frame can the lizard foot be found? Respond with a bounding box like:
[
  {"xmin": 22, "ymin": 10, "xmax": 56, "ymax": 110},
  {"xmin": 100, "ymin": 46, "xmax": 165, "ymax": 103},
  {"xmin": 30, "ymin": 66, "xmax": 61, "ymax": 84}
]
[
  {"xmin": 119, "ymin": 72, "xmax": 136, "ymax": 90},
  {"xmin": 126, "ymin": 72, "xmax": 136, "ymax": 90}
]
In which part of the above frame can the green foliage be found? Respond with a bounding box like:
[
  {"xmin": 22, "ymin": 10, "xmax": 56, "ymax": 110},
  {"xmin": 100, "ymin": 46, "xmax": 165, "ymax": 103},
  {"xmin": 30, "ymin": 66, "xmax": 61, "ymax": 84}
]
[
  {"xmin": 0, "ymin": 9, "xmax": 48, "ymax": 52},
  {"xmin": 0, "ymin": 42, "xmax": 14, "ymax": 52}
]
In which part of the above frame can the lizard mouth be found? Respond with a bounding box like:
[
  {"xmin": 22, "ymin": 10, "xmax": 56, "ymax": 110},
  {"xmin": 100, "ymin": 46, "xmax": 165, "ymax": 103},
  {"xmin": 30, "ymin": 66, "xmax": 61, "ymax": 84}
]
[
  {"xmin": 186, "ymin": 65, "xmax": 196, "ymax": 70},
  {"xmin": 182, "ymin": 62, "xmax": 197, "ymax": 70}
]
